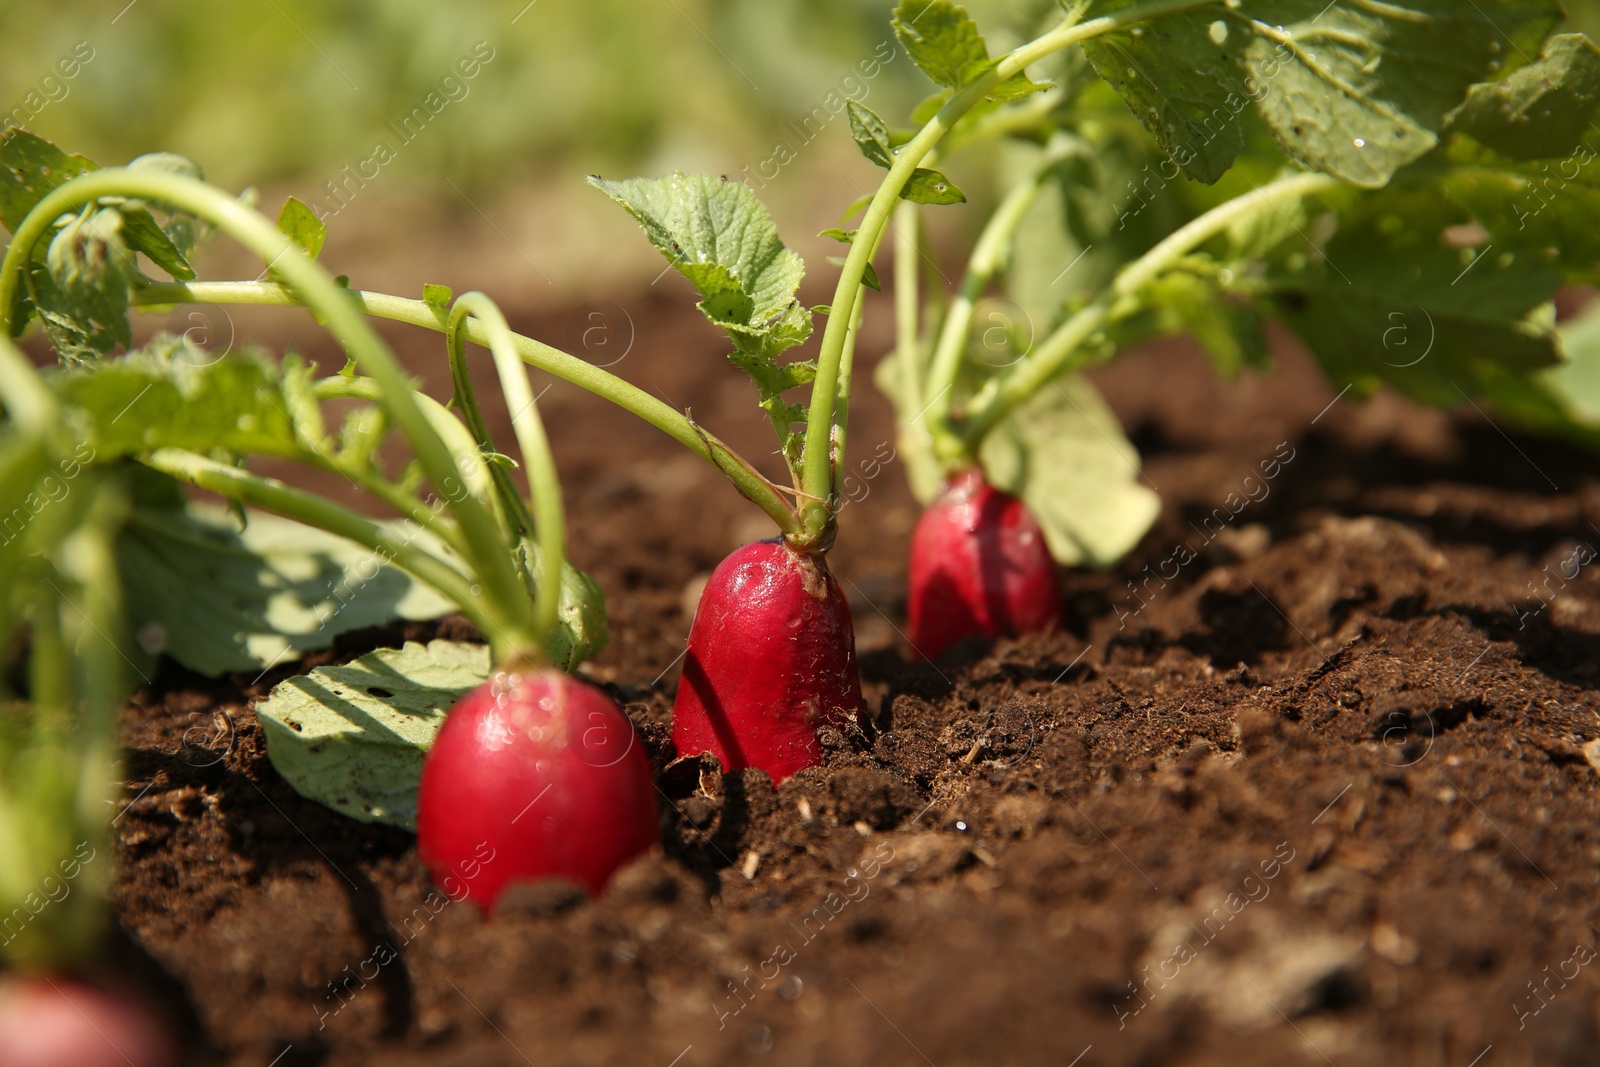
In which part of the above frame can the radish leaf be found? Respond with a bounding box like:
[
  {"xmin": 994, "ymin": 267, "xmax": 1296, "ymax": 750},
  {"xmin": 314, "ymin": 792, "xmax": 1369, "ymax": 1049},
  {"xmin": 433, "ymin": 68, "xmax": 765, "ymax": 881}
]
[
  {"xmin": 903, "ymin": 167, "xmax": 966, "ymax": 205},
  {"xmin": 847, "ymin": 101, "xmax": 968, "ymax": 206},
  {"xmin": 422, "ymin": 283, "xmax": 453, "ymax": 312},
  {"xmin": 118, "ymin": 502, "xmax": 458, "ymax": 676},
  {"xmin": 1451, "ymin": 34, "xmax": 1600, "ymax": 161},
  {"xmin": 1081, "ymin": 0, "xmax": 1560, "ymax": 186},
  {"xmin": 52, "ymin": 335, "xmax": 302, "ymax": 457},
  {"xmin": 41, "ymin": 207, "xmax": 134, "ymax": 361},
  {"xmin": 978, "ymin": 375, "xmax": 1159, "ymax": 567},
  {"xmin": 1437, "ymin": 167, "xmax": 1600, "ymax": 284},
  {"xmin": 276, "ymin": 197, "xmax": 326, "ymax": 260},
  {"xmin": 892, "ymin": 0, "xmax": 1049, "ymax": 103},
  {"xmin": 0, "ymin": 129, "xmax": 98, "ymax": 234},
  {"xmin": 590, "ymin": 172, "xmax": 817, "ymax": 473},
  {"xmin": 255, "ymin": 640, "xmax": 490, "ymax": 828},
  {"xmin": 1271, "ymin": 186, "xmax": 1561, "ymax": 406},
  {"xmin": 118, "ymin": 205, "xmax": 195, "ymax": 281},
  {"xmin": 847, "ymin": 101, "xmax": 895, "ymax": 168}
]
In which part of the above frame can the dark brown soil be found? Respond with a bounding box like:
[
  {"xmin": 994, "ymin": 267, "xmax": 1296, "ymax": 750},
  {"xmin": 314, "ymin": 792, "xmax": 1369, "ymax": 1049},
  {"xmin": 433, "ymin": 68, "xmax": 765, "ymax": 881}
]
[{"xmin": 102, "ymin": 293, "xmax": 1600, "ymax": 1066}]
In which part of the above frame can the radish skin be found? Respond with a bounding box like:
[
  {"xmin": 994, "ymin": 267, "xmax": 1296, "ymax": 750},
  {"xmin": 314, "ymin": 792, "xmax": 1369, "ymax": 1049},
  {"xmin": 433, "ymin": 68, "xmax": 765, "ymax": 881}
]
[
  {"xmin": 0, "ymin": 977, "xmax": 175, "ymax": 1067},
  {"xmin": 907, "ymin": 469, "xmax": 1062, "ymax": 660},
  {"xmin": 416, "ymin": 670, "xmax": 659, "ymax": 908},
  {"xmin": 672, "ymin": 539, "xmax": 862, "ymax": 782}
]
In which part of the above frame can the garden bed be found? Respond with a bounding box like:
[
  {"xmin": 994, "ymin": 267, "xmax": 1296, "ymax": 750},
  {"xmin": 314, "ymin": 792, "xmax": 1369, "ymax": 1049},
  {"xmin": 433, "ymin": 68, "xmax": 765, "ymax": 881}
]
[{"xmin": 108, "ymin": 295, "xmax": 1600, "ymax": 1066}]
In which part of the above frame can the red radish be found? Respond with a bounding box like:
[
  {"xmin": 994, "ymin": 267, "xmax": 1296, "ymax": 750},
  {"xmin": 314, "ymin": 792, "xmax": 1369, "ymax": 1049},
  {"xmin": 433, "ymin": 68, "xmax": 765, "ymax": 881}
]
[
  {"xmin": 416, "ymin": 669, "xmax": 659, "ymax": 908},
  {"xmin": 672, "ymin": 539, "xmax": 862, "ymax": 782},
  {"xmin": 907, "ymin": 468, "xmax": 1061, "ymax": 660},
  {"xmin": 0, "ymin": 976, "xmax": 176, "ymax": 1067}
]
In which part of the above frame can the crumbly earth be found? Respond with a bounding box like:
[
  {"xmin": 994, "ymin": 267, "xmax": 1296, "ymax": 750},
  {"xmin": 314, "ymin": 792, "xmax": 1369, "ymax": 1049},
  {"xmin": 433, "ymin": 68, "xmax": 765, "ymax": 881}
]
[{"xmin": 101, "ymin": 295, "xmax": 1600, "ymax": 1066}]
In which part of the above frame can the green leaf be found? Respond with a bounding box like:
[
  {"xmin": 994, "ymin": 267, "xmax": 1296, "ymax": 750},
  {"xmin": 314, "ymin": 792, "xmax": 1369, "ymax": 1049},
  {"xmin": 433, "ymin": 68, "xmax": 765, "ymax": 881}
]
[
  {"xmin": 0, "ymin": 129, "xmax": 97, "ymax": 234},
  {"xmin": 1471, "ymin": 298, "xmax": 1600, "ymax": 448},
  {"xmin": 1143, "ymin": 271, "xmax": 1267, "ymax": 378},
  {"xmin": 591, "ymin": 172, "xmax": 815, "ymax": 472},
  {"xmin": 827, "ymin": 255, "xmax": 882, "ymax": 291},
  {"xmin": 903, "ymin": 167, "xmax": 967, "ymax": 205},
  {"xmin": 28, "ymin": 263, "xmax": 126, "ymax": 362},
  {"xmin": 517, "ymin": 535, "xmax": 610, "ymax": 672},
  {"xmin": 589, "ymin": 173, "xmax": 806, "ymax": 329},
  {"xmin": 978, "ymin": 375, "xmax": 1160, "ymax": 567},
  {"xmin": 117, "ymin": 502, "xmax": 459, "ymax": 677},
  {"xmin": 1272, "ymin": 187, "xmax": 1562, "ymax": 406},
  {"xmin": 52, "ymin": 335, "xmax": 301, "ymax": 458},
  {"xmin": 1546, "ymin": 299, "xmax": 1600, "ymax": 427},
  {"xmin": 862, "ymin": 261, "xmax": 882, "ymax": 291},
  {"xmin": 892, "ymin": 0, "xmax": 1047, "ymax": 102},
  {"xmin": 422, "ymin": 283, "xmax": 453, "ymax": 312},
  {"xmin": 1452, "ymin": 34, "xmax": 1600, "ymax": 160},
  {"xmin": 1436, "ymin": 164, "xmax": 1600, "ymax": 283},
  {"xmin": 276, "ymin": 196, "xmax": 327, "ymax": 260},
  {"xmin": 125, "ymin": 152, "xmax": 206, "ymax": 258},
  {"xmin": 118, "ymin": 205, "xmax": 195, "ymax": 281},
  {"xmin": 255, "ymin": 640, "xmax": 490, "ymax": 828},
  {"xmin": 125, "ymin": 152, "xmax": 203, "ymax": 182},
  {"xmin": 847, "ymin": 101, "xmax": 896, "ymax": 169},
  {"xmin": 1081, "ymin": 0, "xmax": 1560, "ymax": 186},
  {"xmin": 42, "ymin": 206, "xmax": 133, "ymax": 361}
]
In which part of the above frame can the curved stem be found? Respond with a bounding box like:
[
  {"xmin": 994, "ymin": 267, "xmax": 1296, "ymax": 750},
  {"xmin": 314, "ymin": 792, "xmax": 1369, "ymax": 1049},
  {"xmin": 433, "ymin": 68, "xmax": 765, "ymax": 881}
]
[
  {"xmin": 441, "ymin": 310, "xmax": 540, "ymax": 539},
  {"xmin": 796, "ymin": 0, "xmax": 1224, "ymax": 542},
  {"xmin": 131, "ymin": 280, "xmax": 799, "ymax": 536},
  {"xmin": 447, "ymin": 294, "xmax": 565, "ymax": 661},
  {"xmin": 139, "ymin": 447, "xmax": 499, "ymax": 640},
  {"xmin": 0, "ymin": 169, "xmax": 542, "ymax": 662},
  {"xmin": 959, "ymin": 170, "xmax": 1342, "ymax": 448},
  {"xmin": 922, "ymin": 152, "xmax": 1061, "ymax": 461}
]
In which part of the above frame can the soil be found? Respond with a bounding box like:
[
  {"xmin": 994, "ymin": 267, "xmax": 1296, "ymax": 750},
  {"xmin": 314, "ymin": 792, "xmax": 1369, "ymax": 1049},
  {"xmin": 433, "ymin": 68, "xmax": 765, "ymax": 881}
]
[{"xmin": 97, "ymin": 292, "xmax": 1600, "ymax": 1067}]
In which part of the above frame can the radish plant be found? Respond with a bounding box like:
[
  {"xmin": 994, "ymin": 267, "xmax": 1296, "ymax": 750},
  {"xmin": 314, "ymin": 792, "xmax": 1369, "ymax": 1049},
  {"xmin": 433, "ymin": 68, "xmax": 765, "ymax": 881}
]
[
  {"xmin": 2, "ymin": 0, "xmax": 1599, "ymax": 954},
  {"xmin": 0, "ymin": 136, "xmax": 657, "ymax": 898},
  {"xmin": 842, "ymin": 0, "xmax": 1600, "ymax": 656}
]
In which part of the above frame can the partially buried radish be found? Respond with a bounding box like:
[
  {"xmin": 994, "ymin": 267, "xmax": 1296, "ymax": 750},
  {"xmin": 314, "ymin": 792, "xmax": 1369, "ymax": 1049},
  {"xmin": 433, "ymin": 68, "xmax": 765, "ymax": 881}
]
[
  {"xmin": 672, "ymin": 538, "xmax": 862, "ymax": 783},
  {"xmin": 907, "ymin": 468, "xmax": 1061, "ymax": 661},
  {"xmin": 0, "ymin": 977, "xmax": 175, "ymax": 1067},
  {"xmin": 416, "ymin": 668, "xmax": 658, "ymax": 907},
  {"xmin": 416, "ymin": 298, "xmax": 659, "ymax": 911}
]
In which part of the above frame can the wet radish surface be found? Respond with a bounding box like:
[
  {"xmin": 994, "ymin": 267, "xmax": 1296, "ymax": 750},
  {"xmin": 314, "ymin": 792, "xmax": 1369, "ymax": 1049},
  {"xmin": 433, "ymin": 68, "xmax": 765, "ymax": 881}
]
[{"xmin": 102, "ymin": 296, "xmax": 1600, "ymax": 1065}]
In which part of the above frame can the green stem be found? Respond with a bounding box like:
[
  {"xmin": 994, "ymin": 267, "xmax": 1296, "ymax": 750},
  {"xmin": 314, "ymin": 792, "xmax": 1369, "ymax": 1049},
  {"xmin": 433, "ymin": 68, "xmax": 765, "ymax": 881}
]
[
  {"xmin": 892, "ymin": 202, "xmax": 927, "ymax": 449},
  {"xmin": 832, "ymin": 294, "xmax": 866, "ymax": 489},
  {"xmin": 959, "ymin": 170, "xmax": 1342, "ymax": 448},
  {"xmin": 0, "ymin": 169, "xmax": 542, "ymax": 662},
  {"xmin": 796, "ymin": 0, "xmax": 1224, "ymax": 543},
  {"xmin": 68, "ymin": 490, "xmax": 124, "ymax": 833},
  {"xmin": 448, "ymin": 294, "xmax": 565, "ymax": 662},
  {"xmin": 139, "ymin": 447, "xmax": 502, "ymax": 639},
  {"xmin": 441, "ymin": 310, "xmax": 540, "ymax": 539},
  {"xmin": 922, "ymin": 152, "xmax": 1061, "ymax": 461},
  {"xmin": 131, "ymin": 280, "xmax": 798, "ymax": 536}
]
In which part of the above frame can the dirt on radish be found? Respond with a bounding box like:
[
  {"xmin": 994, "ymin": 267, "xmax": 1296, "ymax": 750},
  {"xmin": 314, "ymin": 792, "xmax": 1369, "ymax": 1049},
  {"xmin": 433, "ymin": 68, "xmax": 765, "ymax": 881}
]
[{"xmin": 105, "ymin": 296, "xmax": 1600, "ymax": 1066}]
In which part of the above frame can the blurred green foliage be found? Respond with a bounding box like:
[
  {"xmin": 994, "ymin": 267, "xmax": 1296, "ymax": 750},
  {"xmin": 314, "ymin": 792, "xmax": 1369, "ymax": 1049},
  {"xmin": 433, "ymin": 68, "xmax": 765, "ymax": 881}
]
[{"xmin": 0, "ymin": 0, "xmax": 926, "ymax": 195}]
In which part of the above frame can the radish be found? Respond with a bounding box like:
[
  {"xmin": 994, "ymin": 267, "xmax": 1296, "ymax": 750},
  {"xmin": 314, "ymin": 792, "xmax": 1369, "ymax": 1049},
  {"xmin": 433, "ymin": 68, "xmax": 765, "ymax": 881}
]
[
  {"xmin": 672, "ymin": 539, "xmax": 863, "ymax": 782},
  {"xmin": 415, "ymin": 294, "xmax": 659, "ymax": 909},
  {"xmin": 0, "ymin": 976, "xmax": 176, "ymax": 1067},
  {"xmin": 907, "ymin": 469, "xmax": 1061, "ymax": 660},
  {"xmin": 416, "ymin": 667, "xmax": 659, "ymax": 906}
]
